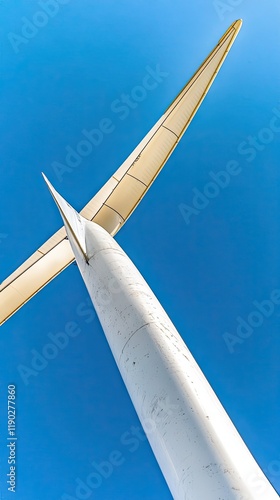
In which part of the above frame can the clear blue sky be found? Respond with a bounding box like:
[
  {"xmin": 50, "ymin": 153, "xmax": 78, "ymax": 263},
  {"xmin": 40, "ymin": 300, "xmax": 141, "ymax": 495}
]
[{"xmin": 0, "ymin": 1, "xmax": 279, "ymax": 499}]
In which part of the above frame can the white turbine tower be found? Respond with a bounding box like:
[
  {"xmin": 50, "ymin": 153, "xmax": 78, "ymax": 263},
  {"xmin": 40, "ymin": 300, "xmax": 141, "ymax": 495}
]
[
  {"xmin": 1, "ymin": 20, "xmax": 278, "ymax": 499},
  {"xmin": 43, "ymin": 174, "xmax": 279, "ymax": 500}
]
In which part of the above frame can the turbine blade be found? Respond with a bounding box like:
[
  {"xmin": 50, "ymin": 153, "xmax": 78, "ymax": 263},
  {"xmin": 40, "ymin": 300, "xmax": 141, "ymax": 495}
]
[
  {"xmin": 43, "ymin": 173, "xmax": 87, "ymax": 259},
  {"xmin": 0, "ymin": 20, "xmax": 242, "ymax": 325}
]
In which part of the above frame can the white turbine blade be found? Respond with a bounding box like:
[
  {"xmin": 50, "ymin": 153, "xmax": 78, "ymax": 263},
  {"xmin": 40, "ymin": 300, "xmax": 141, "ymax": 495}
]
[
  {"xmin": 89, "ymin": 20, "xmax": 242, "ymax": 235},
  {"xmin": 42, "ymin": 173, "xmax": 87, "ymax": 259},
  {"xmin": 0, "ymin": 20, "xmax": 242, "ymax": 325}
]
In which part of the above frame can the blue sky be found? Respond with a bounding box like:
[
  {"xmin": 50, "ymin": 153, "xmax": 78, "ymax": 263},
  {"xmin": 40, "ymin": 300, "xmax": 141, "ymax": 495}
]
[{"xmin": 0, "ymin": 1, "xmax": 280, "ymax": 499}]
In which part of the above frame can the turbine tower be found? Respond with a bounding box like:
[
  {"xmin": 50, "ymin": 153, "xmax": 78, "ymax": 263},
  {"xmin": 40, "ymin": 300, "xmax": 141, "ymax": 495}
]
[
  {"xmin": 1, "ymin": 20, "xmax": 278, "ymax": 499},
  {"xmin": 43, "ymin": 175, "xmax": 278, "ymax": 500}
]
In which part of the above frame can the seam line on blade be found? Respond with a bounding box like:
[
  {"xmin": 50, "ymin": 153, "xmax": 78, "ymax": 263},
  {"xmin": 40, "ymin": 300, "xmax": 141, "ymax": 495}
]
[
  {"xmin": 162, "ymin": 126, "xmax": 179, "ymax": 139},
  {"xmin": 92, "ymin": 28, "xmax": 235, "ymax": 221},
  {"xmin": 126, "ymin": 173, "xmax": 148, "ymax": 187}
]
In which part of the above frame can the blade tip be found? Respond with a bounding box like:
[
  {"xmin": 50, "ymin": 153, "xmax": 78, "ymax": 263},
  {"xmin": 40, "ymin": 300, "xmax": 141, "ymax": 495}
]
[
  {"xmin": 41, "ymin": 172, "xmax": 50, "ymax": 186},
  {"xmin": 233, "ymin": 19, "xmax": 243, "ymax": 31},
  {"xmin": 42, "ymin": 173, "xmax": 57, "ymax": 201}
]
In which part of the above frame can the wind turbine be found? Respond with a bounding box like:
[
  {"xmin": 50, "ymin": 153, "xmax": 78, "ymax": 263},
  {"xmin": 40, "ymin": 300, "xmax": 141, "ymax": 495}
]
[{"xmin": 1, "ymin": 20, "xmax": 278, "ymax": 499}]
